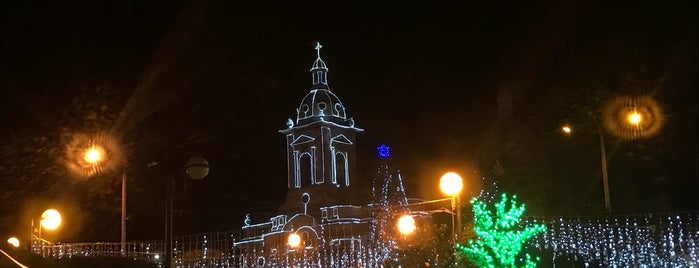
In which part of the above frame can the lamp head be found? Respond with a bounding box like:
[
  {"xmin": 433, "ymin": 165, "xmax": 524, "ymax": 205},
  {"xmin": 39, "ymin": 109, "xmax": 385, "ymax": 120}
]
[{"xmin": 440, "ymin": 172, "xmax": 463, "ymax": 196}]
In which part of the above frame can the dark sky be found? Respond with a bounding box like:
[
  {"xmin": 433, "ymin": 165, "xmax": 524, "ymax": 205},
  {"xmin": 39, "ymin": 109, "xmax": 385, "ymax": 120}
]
[{"xmin": 1, "ymin": 1, "xmax": 697, "ymax": 243}]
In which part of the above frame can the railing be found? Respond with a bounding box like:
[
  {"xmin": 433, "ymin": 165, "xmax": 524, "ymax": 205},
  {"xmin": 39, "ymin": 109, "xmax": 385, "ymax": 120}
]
[
  {"xmin": 34, "ymin": 241, "xmax": 164, "ymax": 263},
  {"xmin": 34, "ymin": 231, "xmax": 240, "ymax": 267}
]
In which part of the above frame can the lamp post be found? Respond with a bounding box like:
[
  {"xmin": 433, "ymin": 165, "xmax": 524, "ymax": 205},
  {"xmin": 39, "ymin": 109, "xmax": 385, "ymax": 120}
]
[
  {"xmin": 83, "ymin": 145, "xmax": 127, "ymax": 253},
  {"xmin": 563, "ymin": 124, "xmax": 613, "ymax": 213},
  {"xmin": 562, "ymin": 107, "xmax": 646, "ymax": 214},
  {"xmin": 164, "ymin": 156, "xmax": 210, "ymax": 268},
  {"xmin": 440, "ymin": 172, "xmax": 463, "ymax": 267},
  {"xmin": 287, "ymin": 233, "xmax": 302, "ymax": 267},
  {"xmin": 439, "ymin": 172, "xmax": 463, "ymax": 243},
  {"xmin": 598, "ymin": 130, "xmax": 611, "ymax": 213},
  {"xmin": 32, "ymin": 209, "xmax": 61, "ymax": 253}
]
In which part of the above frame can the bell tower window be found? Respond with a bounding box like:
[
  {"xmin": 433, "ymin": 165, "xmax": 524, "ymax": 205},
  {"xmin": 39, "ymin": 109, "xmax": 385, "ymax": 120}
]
[
  {"xmin": 298, "ymin": 152, "xmax": 312, "ymax": 187},
  {"xmin": 334, "ymin": 152, "xmax": 349, "ymax": 186}
]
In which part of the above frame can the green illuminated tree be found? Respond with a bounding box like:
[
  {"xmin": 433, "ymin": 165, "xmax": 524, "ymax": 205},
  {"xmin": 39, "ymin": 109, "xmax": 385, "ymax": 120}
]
[{"xmin": 456, "ymin": 193, "xmax": 546, "ymax": 268}]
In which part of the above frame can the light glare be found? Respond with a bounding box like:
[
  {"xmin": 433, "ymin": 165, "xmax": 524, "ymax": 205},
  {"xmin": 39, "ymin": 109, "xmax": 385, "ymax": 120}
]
[
  {"xmin": 561, "ymin": 125, "xmax": 572, "ymax": 134},
  {"xmin": 628, "ymin": 111, "xmax": 641, "ymax": 125},
  {"xmin": 397, "ymin": 215, "xmax": 416, "ymax": 235},
  {"xmin": 440, "ymin": 172, "xmax": 463, "ymax": 196},
  {"xmin": 41, "ymin": 209, "xmax": 62, "ymax": 230},
  {"xmin": 7, "ymin": 237, "xmax": 20, "ymax": 248},
  {"xmin": 602, "ymin": 96, "xmax": 663, "ymax": 139},
  {"xmin": 288, "ymin": 233, "xmax": 301, "ymax": 248},
  {"xmin": 84, "ymin": 146, "xmax": 104, "ymax": 164}
]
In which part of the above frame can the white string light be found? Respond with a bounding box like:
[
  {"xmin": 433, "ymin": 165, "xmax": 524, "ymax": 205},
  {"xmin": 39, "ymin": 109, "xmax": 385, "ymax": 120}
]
[{"xmin": 527, "ymin": 212, "xmax": 698, "ymax": 267}]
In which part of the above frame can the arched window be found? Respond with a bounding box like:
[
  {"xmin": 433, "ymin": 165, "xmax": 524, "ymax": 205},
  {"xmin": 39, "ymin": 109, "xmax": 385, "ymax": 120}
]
[
  {"xmin": 335, "ymin": 152, "xmax": 348, "ymax": 186},
  {"xmin": 299, "ymin": 153, "xmax": 312, "ymax": 187},
  {"xmin": 302, "ymin": 231, "xmax": 312, "ymax": 247}
]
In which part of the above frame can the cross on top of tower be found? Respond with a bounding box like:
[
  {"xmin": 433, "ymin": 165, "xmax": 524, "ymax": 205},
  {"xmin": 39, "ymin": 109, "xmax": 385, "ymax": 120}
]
[{"xmin": 315, "ymin": 42, "xmax": 323, "ymax": 59}]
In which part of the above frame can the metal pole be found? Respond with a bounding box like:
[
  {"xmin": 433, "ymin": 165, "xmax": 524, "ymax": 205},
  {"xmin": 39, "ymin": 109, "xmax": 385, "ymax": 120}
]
[
  {"xmin": 121, "ymin": 169, "xmax": 126, "ymax": 256},
  {"xmin": 163, "ymin": 179, "xmax": 172, "ymax": 268},
  {"xmin": 456, "ymin": 195, "xmax": 462, "ymax": 239},
  {"xmin": 38, "ymin": 223, "xmax": 42, "ymax": 255},
  {"xmin": 30, "ymin": 219, "xmax": 34, "ymax": 253},
  {"xmin": 165, "ymin": 176, "xmax": 173, "ymax": 268},
  {"xmin": 450, "ymin": 196, "xmax": 456, "ymax": 244},
  {"xmin": 599, "ymin": 131, "xmax": 611, "ymax": 213},
  {"xmin": 451, "ymin": 196, "xmax": 457, "ymax": 266}
]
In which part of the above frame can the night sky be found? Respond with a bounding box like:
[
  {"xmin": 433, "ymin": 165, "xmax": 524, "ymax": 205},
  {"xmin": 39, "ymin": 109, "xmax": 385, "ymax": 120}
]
[{"xmin": 1, "ymin": 1, "xmax": 697, "ymax": 243}]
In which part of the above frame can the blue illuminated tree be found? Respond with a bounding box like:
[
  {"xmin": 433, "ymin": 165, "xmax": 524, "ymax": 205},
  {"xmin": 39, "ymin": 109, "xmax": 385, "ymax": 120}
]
[{"xmin": 456, "ymin": 192, "xmax": 546, "ymax": 268}]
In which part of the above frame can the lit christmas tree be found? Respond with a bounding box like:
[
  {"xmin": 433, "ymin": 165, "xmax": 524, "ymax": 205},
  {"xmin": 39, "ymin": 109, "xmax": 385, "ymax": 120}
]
[
  {"xmin": 457, "ymin": 192, "xmax": 546, "ymax": 268},
  {"xmin": 370, "ymin": 144, "xmax": 410, "ymax": 266}
]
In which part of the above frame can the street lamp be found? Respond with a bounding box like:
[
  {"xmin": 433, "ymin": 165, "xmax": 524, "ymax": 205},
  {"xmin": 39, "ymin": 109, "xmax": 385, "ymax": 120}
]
[
  {"xmin": 561, "ymin": 125, "xmax": 572, "ymax": 134},
  {"xmin": 40, "ymin": 209, "xmax": 62, "ymax": 231},
  {"xmin": 32, "ymin": 209, "xmax": 61, "ymax": 252},
  {"xmin": 7, "ymin": 237, "xmax": 20, "ymax": 248},
  {"xmin": 562, "ymin": 124, "xmax": 613, "ymax": 213},
  {"xmin": 397, "ymin": 215, "xmax": 416, "ymax": 236},
  {"xmin": 163, "ymin": 156, "xmax": 210, "ymax": 268},
  {"xmin": 440, "ymin": 172, "xmax": 463, "ymax": 243},
  {"xmin": 82, "ymin": 144, "xmax": 128, "ymax": 253},
  {"xmin": 627, "ymin": 111, "xmax": 642, "ymax": 125},
  {"xmin": 563, "ymin": 105, "xmax": 652, "ymax": 213},
  {"xmin": 288, "ymin": 233, "xmax": 301, "ymax": 248},
  {"xmin": 84, "ymin": 146, "xmax": 105, "ymax": 164}
]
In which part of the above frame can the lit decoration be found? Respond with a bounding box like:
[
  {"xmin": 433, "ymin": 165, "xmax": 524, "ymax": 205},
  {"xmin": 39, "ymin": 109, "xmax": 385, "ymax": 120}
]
[
  {"xmin": 457, "ymin": 192, "xmax": 546, "ymax": 268},
  {"xmin": 369, "ymin": 143, "xmax": 410, "ymax": 265},
  {"xmin": 377, "ymin": 144, "xmax": 390, "ymax": 158},
  {"xmin": 527, "ymin": 212, "xmax": 699, "ymax": 267},
  {"xmin": 601, "ymin": 95, "xmax": 663, "ymax": 139},
  {"xmin": 32, "ymin": 210, "xmax": 698, "ymax": 267}
]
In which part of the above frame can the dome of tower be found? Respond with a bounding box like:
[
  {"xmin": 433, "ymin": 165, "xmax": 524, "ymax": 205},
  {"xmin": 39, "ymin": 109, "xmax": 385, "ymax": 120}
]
[
  {"xmin": 296, "ymin": 89, "xmax": 347, "ymax": 125},
  {"xmin": 311, "ymin": 58, "xmax": 327, "ymax": 70}
]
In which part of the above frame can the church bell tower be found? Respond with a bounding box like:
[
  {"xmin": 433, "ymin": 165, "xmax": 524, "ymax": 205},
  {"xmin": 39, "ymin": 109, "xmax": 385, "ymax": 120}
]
[{"xmin": 277, "ymin": 43, "xmax": 364, "ymax": 217}]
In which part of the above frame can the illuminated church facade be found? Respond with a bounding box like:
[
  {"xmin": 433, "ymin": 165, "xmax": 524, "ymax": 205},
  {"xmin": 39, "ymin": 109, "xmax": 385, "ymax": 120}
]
[{"xmin": 233, "ymin": 43, "xmax": 394, "ymax": 267}]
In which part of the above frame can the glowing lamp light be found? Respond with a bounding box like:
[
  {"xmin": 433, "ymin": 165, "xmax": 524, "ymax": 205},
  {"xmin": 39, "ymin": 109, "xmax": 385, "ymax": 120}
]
[
  {"xmin": 440, "ymin": 172, "xmax": 463, "ymax": 196},
  {"xmin": 628, "ymin": 111, "xmax": 642, "ymax": 125},
  {"xmin": 7, "ymin": 237, "xmax": 20, "ymax": 248},
  {"xmin": 84, "ymin": 146, "xmax": 104, "ymax": 164},
  {"xmin": 288, "ymin": 233, "xmax": 301, "ymax": 248},
  {"xmin": 602, "ymin": 96, "xmax": 663, "ymax": 139},
  {"xmin": 397, "ymin": 215, "xmax": 416, "ymax": 235},
  {"xmin": 561, "ymin": 125, "xmax": 572, "ymax": 134},
  {"xmin": 41, "ymin": 209, "xmax": 62, "ymax": 230}
]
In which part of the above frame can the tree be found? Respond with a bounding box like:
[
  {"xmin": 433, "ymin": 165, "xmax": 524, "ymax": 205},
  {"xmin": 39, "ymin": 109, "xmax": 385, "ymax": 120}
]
[{"xmin": 456, "ymin": 193, "xmax": 546, "ymax": 268}]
